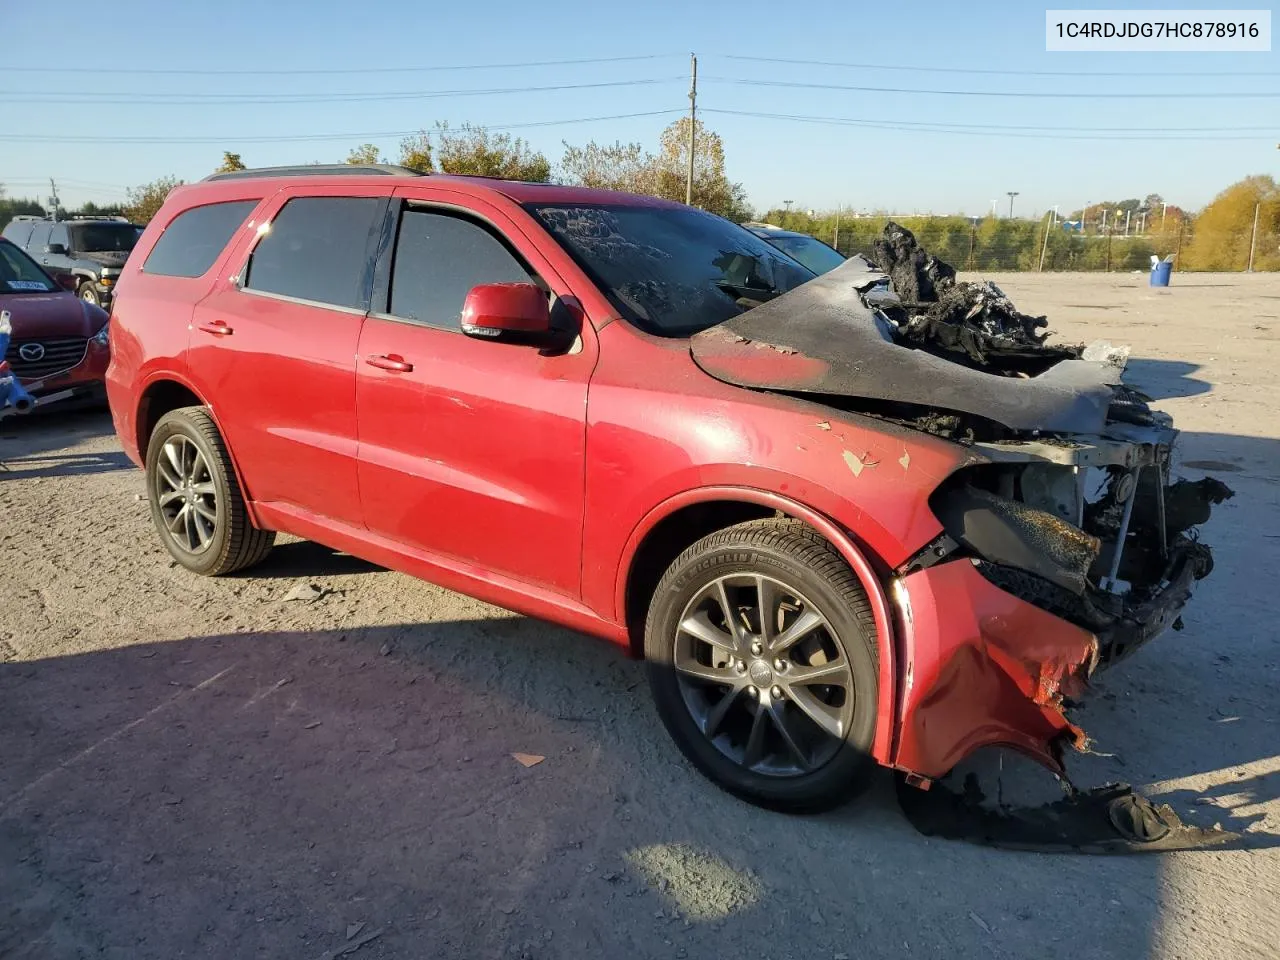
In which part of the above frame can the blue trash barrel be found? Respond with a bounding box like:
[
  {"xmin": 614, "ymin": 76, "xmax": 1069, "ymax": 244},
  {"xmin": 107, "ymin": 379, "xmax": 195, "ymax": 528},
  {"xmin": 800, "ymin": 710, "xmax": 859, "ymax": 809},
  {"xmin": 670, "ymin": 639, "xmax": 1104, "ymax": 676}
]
[{"xmin": 1150, "ymin": 260, "xmax": 1173, "ymax": 287}]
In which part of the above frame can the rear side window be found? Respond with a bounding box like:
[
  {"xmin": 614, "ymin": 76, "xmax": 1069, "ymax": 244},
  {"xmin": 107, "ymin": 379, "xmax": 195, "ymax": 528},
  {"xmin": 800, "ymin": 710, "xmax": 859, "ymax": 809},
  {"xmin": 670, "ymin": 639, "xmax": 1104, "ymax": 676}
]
[
  {"xmin": 28, "ymin": 224, "xmax": 51, "ymax": 251},
  {"xmin": 243, "ymin": 197, "xmax": 383, "ymax": 310},
  {"xmin": 388, "ymin": 210, "xmax": 530, "ymax": 330},
  {"xmin": 3, "ymin": 222, "xmax": 35, "ymax": 246},
  {"xmin": 144, "ymin": 200, "xmax": 258, "ymax": 278}
]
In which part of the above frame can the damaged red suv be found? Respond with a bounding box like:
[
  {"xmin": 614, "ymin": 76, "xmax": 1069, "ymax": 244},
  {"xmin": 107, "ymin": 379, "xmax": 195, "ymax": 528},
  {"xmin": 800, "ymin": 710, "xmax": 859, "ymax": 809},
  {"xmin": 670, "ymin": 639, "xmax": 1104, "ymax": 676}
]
[{"xmin": 105, "ymin": 167, "xmax": 1226, "ymax": 811}]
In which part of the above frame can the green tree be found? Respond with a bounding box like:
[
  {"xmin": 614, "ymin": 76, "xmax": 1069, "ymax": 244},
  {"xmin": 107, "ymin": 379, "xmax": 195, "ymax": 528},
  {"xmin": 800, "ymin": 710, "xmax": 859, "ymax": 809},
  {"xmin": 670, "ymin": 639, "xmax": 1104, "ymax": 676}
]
[
  {"xmin": 346, "ymin": 143, "xmax": 383, "ymax": 165},
  {"xmin": 559, "ymin": 119, "xmax": 751, "ymax": 221},
  {"xmin": 123, "ymin": 176, "xmax": 183, "ymax": 225},
  {"xmin": 397, "ymin": 132, "xmax": 434, "ymax": 174},
  {"xmin": 558, "ymin": 139, "xmax": 656, "ymax": 193},
  {"xmin": 652, "ymin": 117, "xmax": 751, "ymax": 220},
  {"xmin": 435, "ymin": 123, "xmax": 551, "ymax": 181},
  {"xmin": 215, "ymin": 152, "xmax": 246, "ymax": 174}
]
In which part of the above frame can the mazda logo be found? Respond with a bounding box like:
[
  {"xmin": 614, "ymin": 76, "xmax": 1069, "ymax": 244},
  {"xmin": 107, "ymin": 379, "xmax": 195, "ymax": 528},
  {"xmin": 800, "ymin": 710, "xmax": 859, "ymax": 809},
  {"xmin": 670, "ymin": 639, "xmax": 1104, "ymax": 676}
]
[{"xmin": 18, "ymin": 343, "xmax": 45, "ymax": 362}]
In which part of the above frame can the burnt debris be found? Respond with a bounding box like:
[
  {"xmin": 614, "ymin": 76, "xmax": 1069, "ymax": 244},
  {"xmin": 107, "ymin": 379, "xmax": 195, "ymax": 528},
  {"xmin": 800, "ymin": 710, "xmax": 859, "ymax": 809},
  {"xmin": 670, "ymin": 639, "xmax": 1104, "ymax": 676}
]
[
  {"xmin": 897, "ymin": 774, "xmax": 1237, "ymax": 854},
  {"xmin": 869, "ymin": 222, "xmax": 1083, "ymax": 374}
]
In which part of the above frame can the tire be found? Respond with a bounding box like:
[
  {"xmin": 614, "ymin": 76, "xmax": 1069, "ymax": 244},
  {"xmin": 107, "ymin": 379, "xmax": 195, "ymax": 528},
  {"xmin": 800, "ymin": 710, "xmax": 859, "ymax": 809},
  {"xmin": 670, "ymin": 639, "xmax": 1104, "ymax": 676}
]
[
  {"xmin": 78, "ymin": 281, "xmax": 102, "ymax": 307},
  {"xmin": 145, "ymin": 406, "xmax": 275, "ymax": 576},
  {"xmin": 644, "ymin": 518, "xmax": 880, "ymax": 813}
]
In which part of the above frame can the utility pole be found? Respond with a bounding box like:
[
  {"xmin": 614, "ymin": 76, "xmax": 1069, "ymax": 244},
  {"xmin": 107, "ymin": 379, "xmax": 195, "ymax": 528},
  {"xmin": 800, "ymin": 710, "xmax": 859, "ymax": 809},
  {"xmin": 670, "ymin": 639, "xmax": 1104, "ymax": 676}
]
[
  {"xmin": 833, "ymin": 207, "xmax": 841, "ymax": 252},
  {"xmin": 990, "ymin": 199, "xmax": 999, "ymax": 218},
  {"xmin": 1124, "ymin": 210, "xmax": 1131, "ymax": 236},
  {"xmin": 1247, "ymin": 202, "xmax": 1260, "ymax": 272},
  {"xmin": 49, "ymin": 177, "xmax": 59, "ymax": 222},
  {"xmin": 1038, "ymin": 210, "xmax": 1053, "ymax": 271},
  {"xmin": 1006, "ymin": 191, "xmax": 1019, "ymax": 218},
  {"xmin": 1161, "ymin": 202, "xmax": 1168, "ymax": 230},
  {"xmin": 1101, "ymin": 208, "xmax": 1108, "ymax": 232},
  {"xmin": 684, "ymin": 53, "xmax": 697, "ymax": 207}
]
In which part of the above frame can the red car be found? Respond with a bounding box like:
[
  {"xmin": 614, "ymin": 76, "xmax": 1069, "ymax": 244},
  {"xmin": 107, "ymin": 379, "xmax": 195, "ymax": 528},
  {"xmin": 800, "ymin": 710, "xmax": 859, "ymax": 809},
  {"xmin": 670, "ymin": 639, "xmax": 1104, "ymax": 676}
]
[
  {"xmin": 105, "ymin": 167, "xmax": 1223, "ymax": 811},
  {"xmin": 0, "ymin": 237, "xmax": 110, "ymax": 403}
]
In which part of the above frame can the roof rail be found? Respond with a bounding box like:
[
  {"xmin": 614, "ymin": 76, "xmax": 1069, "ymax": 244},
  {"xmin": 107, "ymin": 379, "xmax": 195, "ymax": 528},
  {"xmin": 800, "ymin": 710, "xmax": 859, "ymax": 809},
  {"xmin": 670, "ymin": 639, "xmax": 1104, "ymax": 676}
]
[
  {"xmin": 8, "ymin": 215, "xmax": 48, "ymax": 222},
  {"xmin": 202, "ymin": 163, "xmax": 427, "ymax": 182}
]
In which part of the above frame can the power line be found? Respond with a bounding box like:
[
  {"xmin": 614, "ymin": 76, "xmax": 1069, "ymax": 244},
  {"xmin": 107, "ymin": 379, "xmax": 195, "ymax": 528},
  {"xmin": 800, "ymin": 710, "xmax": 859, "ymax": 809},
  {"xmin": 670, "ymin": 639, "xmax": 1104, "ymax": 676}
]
[
  {"xmin": 703, "ymin": 76, "xmax": 1280, "ymax": 99},
  {"xmin": 702, "ymin": 107, "xmax": 1277, "ymax": 136},
  {"xmin": 700, "ymin": 107, "xmax": 1279, "ymax": 140},
  {"xmin": 721, "ymin": 54, "xmax": 1280, "ymax": 79},
  {"xmin": 11, "ymin": 77, "xmax": 685, "ymax": 107},
  {"xmin": 0, "ymin": 53, "xmax": 681, "ymax": 76},
  {"xmin": 0, "ymin": 109, "xmax": 685, "ymax": 144}
]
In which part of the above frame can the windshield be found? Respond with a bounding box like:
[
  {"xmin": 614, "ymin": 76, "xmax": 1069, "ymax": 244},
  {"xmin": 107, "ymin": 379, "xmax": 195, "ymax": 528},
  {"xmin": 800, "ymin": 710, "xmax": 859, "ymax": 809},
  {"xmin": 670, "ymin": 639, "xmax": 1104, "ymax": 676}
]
[
  {"xmin": 528, "ymin": 203, "xmax": 814, "ymax": 336},
  {"xmin": 0, "ymin": 240, "xmax": 55, "ymax": 294},
  {"xmin": 70, "ymin": 222, "xmax": 138, "ymax": 253},
  {"xmin": 762, "ymin": 234, "xmax": 846, "ymax": 276}
]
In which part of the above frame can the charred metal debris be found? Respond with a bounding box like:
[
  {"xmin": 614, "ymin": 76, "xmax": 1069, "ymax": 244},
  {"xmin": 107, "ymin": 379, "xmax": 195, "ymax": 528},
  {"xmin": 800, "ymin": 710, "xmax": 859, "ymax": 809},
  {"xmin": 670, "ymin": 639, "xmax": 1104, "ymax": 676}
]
[{"xmin": 896, "ymin": 774, "xmax": 1237, "ymax": 854}]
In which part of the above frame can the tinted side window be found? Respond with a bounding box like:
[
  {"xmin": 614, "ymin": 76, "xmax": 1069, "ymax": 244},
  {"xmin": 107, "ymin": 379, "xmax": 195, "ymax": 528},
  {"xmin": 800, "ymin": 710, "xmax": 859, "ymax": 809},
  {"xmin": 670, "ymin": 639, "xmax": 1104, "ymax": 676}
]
[
  {"xmin": 50, "ymin": 225, "xmax": 70, "ymax": 249},
  {"xmin": 244, "ymin": 197, "xmax": 382, "ymax": 310},
  {"xmin": 388, "ymin": 210, "xmax": 530, "ymax": 330},
  {"xmin": 143, "ymin": 200, "xmax": 258, "ymax": 278},
  {"xmin": 28, "ymin": 224, "xmax": 51, "ymax": 251}
]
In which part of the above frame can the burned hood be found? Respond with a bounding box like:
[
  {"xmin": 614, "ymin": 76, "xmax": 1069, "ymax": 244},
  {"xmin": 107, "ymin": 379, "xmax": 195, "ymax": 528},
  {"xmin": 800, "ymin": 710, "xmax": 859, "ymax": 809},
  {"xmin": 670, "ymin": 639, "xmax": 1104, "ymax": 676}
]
[{"xmin": 690, "ymin": 255, "xmax": 1123, "ymax": 435}]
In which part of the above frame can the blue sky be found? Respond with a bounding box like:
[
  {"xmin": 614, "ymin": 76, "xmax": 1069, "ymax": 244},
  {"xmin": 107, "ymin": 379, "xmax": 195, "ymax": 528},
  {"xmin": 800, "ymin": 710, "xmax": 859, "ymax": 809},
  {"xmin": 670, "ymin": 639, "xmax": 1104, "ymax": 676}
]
[{"xmin": 1, "ymin": 0, "xmax": 1276, "ymax": 216}]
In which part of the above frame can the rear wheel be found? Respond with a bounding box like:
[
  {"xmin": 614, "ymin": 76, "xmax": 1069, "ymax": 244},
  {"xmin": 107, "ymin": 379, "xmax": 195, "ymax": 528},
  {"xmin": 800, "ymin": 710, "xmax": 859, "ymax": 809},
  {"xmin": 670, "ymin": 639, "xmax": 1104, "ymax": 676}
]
[
  {"xmin": 145, "ymin": 406, "xmax": 274, "ymax": 576},
  {"xmin": 77, "ymin": 281, "xmax": 101, "ymax": 307},
  {"xmin": 644, "ymin": 518, "xmax": 880, "ymax": 812}
]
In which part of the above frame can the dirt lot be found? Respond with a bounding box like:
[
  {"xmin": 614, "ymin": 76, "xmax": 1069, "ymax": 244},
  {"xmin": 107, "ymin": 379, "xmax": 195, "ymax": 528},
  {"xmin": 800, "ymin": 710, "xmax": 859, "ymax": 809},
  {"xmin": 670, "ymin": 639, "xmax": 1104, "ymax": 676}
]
[{"xmin": 1, "ymin": 271, "xmax": 1277, "ymax": 960}]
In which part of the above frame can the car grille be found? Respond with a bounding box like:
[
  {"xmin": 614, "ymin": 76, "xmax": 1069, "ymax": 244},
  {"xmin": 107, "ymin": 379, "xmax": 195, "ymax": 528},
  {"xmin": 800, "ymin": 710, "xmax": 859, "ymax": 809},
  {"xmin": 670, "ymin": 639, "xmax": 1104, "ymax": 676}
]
[{"xmin": 5, "ymin": 337, "xmax": 88, "ymax": 381}]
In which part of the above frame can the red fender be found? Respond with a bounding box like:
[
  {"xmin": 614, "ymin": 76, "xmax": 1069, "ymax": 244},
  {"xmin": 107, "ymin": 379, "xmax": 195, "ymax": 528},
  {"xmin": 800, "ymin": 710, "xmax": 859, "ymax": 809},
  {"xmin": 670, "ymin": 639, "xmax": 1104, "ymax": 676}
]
[{"xmin": 617, "ymin": 486, "xmax": 898, "ymax": 766}]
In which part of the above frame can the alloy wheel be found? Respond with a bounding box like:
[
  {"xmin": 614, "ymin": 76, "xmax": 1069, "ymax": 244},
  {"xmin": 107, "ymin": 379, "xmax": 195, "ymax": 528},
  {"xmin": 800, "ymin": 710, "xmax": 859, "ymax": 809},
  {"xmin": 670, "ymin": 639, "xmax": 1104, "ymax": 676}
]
[
  {"xmin": 153, "ymin": 436, "xmax": 218, "ymax": 553},
  {"xmin": 673, "ymin": 573, "xmax": 855, "ymax": 777}
]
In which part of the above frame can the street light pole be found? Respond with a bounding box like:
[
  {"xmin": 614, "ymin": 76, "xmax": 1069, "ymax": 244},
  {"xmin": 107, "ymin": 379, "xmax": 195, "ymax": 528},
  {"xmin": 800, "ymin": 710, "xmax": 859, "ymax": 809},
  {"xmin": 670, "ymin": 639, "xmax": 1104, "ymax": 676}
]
[{"xmin": 1006, "ymin": 191, "xmax": 1019, "ymax": 218}]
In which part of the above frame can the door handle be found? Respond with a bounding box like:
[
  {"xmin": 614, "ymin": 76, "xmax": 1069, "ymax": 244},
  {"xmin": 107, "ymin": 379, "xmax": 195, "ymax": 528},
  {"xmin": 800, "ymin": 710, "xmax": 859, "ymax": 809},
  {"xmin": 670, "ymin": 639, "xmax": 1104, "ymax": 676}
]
[
  {"xmin": 197, "ymin": 321, "xmax": 234, "ymax": 336},
  {"xmin": 365, "ymin": 354, "xmax": 413, "ymax": 373}
]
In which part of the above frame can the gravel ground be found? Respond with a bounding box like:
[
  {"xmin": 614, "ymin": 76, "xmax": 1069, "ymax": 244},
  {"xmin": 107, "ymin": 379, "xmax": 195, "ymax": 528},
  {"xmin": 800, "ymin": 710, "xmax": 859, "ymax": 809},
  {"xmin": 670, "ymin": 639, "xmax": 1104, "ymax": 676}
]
[{"xmin": 1, "ymin": 271, "xmax": 1277, "ymax": 960}]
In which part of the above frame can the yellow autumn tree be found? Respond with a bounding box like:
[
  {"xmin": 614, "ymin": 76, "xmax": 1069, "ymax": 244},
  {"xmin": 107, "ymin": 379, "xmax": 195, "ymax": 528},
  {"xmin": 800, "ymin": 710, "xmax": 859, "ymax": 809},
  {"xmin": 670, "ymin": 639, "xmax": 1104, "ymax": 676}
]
[{"xmin": 1182, "ymin": 175, "xmax": 1280, "ymax": 271}]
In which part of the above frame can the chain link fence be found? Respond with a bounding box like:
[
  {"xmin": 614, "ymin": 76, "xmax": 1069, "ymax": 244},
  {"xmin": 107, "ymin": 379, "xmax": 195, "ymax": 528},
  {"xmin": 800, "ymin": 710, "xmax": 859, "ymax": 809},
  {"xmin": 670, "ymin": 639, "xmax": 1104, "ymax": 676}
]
[{"xmin": 797, "ymin": 215, "xmax": 1280, "ymax": 273}]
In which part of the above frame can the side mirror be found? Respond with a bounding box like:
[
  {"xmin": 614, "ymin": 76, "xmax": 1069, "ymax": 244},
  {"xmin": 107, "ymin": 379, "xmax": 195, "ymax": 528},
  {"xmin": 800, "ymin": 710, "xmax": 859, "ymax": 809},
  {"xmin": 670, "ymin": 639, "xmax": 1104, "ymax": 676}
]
[
  {"xmin": 55, "ymin": 274, "xmax": 79, "ymax": 292},
  {"xmin": 44, "ymin": 243, "xmax": 68, "ymax": 256},
  {"xmin": 461, "ymin": 283, "xmax": 551, "ymax": 342}
]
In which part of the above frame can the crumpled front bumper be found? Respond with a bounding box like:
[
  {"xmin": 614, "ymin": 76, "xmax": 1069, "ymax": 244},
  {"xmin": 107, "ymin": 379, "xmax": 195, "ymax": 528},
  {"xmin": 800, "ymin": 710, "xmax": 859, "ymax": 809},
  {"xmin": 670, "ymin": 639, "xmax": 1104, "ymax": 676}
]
[
  {"xmin": 889, "ymin": 551, "xmax": 1205, "ymax": 781},
  {"xmin": 892, "ymin": 560, "xmax": 1094, "ymax": 779}
]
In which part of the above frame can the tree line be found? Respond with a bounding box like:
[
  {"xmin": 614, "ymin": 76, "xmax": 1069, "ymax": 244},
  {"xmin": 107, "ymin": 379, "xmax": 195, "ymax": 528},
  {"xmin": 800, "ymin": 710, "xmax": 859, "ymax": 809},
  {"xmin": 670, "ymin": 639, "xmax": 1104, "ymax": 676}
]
[
  {"xmin": 48, "ymin": 117, "xmax": 748, "ymax": 227},
  {"xmin": 3, "ymin": 126, "xmax": 1275, "ymax": 272},
  {"xmin": 760, "ymin": 176, "xmax": 1279, "ymax": 273}
]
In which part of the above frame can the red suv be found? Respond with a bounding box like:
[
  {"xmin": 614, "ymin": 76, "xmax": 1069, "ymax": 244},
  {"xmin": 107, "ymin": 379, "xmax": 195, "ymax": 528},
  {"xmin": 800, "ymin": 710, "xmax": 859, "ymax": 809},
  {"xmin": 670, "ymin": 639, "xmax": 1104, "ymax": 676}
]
[
  {"xmin": 105, "ymin": 166, "xmax": 1222, "ymax": 811},
  {"xmin": 1, "ymin": 237, "xmax": 110, "ymax": 402}
]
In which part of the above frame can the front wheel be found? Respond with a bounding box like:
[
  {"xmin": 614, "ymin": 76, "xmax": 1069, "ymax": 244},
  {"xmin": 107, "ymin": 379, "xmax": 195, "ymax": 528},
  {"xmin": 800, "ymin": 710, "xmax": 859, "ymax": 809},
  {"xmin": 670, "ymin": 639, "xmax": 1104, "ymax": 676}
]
[
  {"xmin": 78, "ymin": 281, "xmax": 102, "ymax": 307},
  {"xmin": 145, "ymin": 406, "xmax": 274, "ymax": 576},
  {"xmin": 644, "ymin": 518, "xmax": 880, "ymax": 812}
]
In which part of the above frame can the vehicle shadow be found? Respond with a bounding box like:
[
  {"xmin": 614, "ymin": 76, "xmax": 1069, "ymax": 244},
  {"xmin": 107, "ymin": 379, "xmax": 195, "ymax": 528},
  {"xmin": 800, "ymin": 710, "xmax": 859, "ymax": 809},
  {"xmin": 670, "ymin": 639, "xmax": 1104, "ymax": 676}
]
[
  {"xmin": 241, "ymin": 538, "xmax": 384, "ymax": 579},
  {"xmin": 1123, "ymin": 358, "xmax": 1212, "ymax": 400},
  {"xmin": 0, "ymin": 408, "xmax": 116, "ymax": 461},
  {"xmin": 2, "ymin": 609, "xmax": 1275, "ymax": 959},
  {"xmin": 0, "ymin": 449, "xmax": 133, "ymax": 479}
]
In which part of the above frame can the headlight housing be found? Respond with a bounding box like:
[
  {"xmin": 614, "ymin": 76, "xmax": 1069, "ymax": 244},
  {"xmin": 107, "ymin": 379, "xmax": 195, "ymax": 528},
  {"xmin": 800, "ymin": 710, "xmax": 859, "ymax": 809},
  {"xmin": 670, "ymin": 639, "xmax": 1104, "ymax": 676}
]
[{"xmin": 91, "ymin": 322, "xmax": 109, "ymax": 346}]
